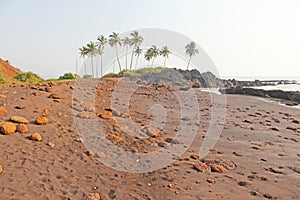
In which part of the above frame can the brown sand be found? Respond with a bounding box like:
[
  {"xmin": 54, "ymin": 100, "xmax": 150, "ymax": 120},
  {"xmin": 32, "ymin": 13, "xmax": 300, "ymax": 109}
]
[{"xmin": 0, "ymin": 78, "xmax": 299, "ymax": 200}]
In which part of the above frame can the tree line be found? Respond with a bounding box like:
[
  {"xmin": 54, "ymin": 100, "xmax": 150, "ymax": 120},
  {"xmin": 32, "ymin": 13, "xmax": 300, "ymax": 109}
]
[{"xmin": 79, "ymin": 31, "xmax": 199, "ymax": 78}]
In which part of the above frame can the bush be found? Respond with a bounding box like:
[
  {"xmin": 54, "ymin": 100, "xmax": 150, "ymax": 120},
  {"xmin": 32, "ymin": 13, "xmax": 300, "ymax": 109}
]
[
  {"xmin": 16, "ymin": 72, "xmax": 44, "ymax": 83},
  {"xmin": 0, "ymin": 64, "xmax": 3, "ymax": 82},
  {"xmin": 136, "ymin": 67, "xmax": 165, "ymax": 74},
  {"xmin": 122, "ymin": 70, "xmax": 141, "ymax": 77},
  {"xmin": 58, "ymin": 72, "xmax": 80, "ymax": 80},
  {"xmin": 103, "ymin": 72, "xmax": 117, "ymax": 78}
]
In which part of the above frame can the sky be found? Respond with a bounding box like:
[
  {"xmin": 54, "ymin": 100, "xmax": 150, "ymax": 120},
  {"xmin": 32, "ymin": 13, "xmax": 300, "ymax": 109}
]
[{"xmin": 0, "ymin": 0, "xmax": 299, "ymax": 79}]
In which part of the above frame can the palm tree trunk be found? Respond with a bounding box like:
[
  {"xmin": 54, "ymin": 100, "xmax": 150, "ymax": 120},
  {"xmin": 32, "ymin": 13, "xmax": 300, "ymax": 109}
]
[
  {"xmin": 135, "ymin": 55, "xmax": 140, "ymax": 70},
  {"xmin": 91, "ymin": 57, "xmax": 94, "ymax": 78},
  {"xmin": 164, "ymin": 57, "xmax": 166, "ymax": 68},
  {"xmin": 130, "ymin": 50, "xmax": 134, "ymax": 70},
  {"xmin": 76, "ymin": 59, "xmax": 78, "ymax": 75},
  {"xmin": 113, "ymin": 60, "xmax": 115, "ymax": 73},
  {"xmin": 115, "ymin": 46, "xmax": 122, "ymax": 72},
  {"xmin": 84, "ymin": 58, "xmax": 87, "ymax": 75},
  {"xmin": 96, "ymin": 55, "xmax": 99, "ymax": 78},
  {"xmin": 152, "ymin": 58, "xmax": 154, "ymax": 66},
  {"xmin": 186, "ymin": 56, "xmax": 192, "ymax": 70},
  {"xmin": 100, "ymin": 55, "xmax": 103, "ymax": 77},
  {"xmin": 125, "ymin": 47, "xmax": 128, "ymax": 70}
]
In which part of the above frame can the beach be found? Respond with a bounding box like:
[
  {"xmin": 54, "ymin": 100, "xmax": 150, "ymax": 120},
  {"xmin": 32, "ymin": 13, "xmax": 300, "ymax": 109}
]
[{"xmin": 0, "ymin": 78, "xmax": 299, "ymax": 199}]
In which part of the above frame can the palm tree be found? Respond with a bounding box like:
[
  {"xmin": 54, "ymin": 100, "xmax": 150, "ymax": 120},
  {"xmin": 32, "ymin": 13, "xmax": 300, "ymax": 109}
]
[
  {"xmin": 129, "ymin": 31, "xmax": 143, "ymax": 70},
  {"xmin": 122, "ymin": 36, "xmax": 131, "ymax": 70},
  {"xmin": 185, "ymin": 41, "xmax": 199, "ymax": 70},
  {"xmin": 86, "ymin": 41, "xmax": 97, "ymax": 78},
  {"xmin": 160, "ymin": 46, "xmax": 170, "ymax": 67},
  {"xmin": 97, "ymin": 35, "xmax": 107, "ymax": 77},
  {"xmin": 79, "ymin": 46, "xmax": 89, "ymax": 75},
  {"xmin": 150, "ymin": 45, "xmax": 159, "ymax": 66},
  {"xmin": 144, "ymin": 48, "xmax": 153, "ymax": 67},
  {"xmin": 134, "ymin": 46, "xmax": 143, "ymax": 69},
  {"xmin": 109, "ymin": 32, "xmax": 122, "ymax": 72}
]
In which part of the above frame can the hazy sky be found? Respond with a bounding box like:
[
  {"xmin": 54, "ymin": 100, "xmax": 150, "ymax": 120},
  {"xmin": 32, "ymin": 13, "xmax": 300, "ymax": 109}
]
[{"xmin": 0, "ymin": 0, "xmax": 299, "ymax": 78}]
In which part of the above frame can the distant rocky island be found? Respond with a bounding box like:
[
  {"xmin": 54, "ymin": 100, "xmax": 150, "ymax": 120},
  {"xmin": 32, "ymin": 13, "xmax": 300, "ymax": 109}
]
[{"xmin": 121, "ymin": 68, "xmax": 300, "ymax": 106}]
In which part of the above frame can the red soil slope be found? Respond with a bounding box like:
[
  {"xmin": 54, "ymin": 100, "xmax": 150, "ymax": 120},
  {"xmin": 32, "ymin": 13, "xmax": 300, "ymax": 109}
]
[{"xmin": 0, "ymin": 58, "xmax": 21, "ymax": 79}]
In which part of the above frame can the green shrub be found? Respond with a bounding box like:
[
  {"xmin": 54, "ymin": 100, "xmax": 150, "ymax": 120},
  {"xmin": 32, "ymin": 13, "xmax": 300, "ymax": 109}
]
[
  {"xmin": 103, "ymin": 72, "xmax": 117, "ymax": 78},
  {"xmin": 136, "ymin": 67, "xmax": 165, "ymax": 74},
  {"xmin": 16, "ymin": 72, "xmax": 44, "ymax": 83},
  {"xmin": 0, "ymin": 64, "xmax": 3, "ymax": 82},
  {"xmin": 122, "ymin": 70, "xmax": 141, "ymax": 77},
  {"xmin": 58, "ymin": 72, "xmax": 80, "ymax": 80}
]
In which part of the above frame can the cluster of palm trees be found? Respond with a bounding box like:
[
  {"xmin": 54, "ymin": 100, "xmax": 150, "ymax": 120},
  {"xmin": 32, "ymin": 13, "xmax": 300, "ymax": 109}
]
[{"xmin": 79, "ymin": 31, "xmax": 199, "ymax": 78}]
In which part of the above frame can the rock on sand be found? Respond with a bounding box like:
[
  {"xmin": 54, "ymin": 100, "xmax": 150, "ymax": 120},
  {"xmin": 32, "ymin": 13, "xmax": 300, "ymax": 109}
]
[
  {"xmin": 0, "ymin": 122, "xmax": 17, "ymax": 135},
  {"xmin": 10, "ymin": 116, "xmax": 29, "ymax": 124},
  {"xmin": 29, "ymin": 132, "xmax": 42, "ymax": 142}
]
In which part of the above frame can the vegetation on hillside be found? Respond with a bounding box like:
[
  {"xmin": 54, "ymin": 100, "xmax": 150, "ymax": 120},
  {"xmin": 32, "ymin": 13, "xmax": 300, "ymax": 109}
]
[
  {"xmin": 58, "ymin": 72, "xmax": 80, "ymax": 80},
  {"xmin": 103, "ymin": 67, "xmax": 166, "ymax": 78},
  {"xmin": 0, "ymin": 64, "xmax": 4, "ymax": 82},
  {"xmin": 16, "ymin": 72, "xmax": 44, "ymax": 83}
]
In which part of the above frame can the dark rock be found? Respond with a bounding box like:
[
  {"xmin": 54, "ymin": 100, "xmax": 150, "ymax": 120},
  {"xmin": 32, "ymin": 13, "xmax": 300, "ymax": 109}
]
[{"xmin": 220, "ymin": 87, "xmax": 300, "ymax": 104}]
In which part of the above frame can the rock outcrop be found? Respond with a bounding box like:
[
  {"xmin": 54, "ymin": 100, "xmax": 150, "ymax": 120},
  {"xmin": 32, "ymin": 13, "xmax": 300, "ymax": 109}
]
[{"xmin": 220, "ymin": 87, "xmax": 300, "ymax": 105}]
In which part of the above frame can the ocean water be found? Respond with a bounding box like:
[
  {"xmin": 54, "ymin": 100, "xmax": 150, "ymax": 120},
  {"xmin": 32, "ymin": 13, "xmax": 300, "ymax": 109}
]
[{"xmin": 252, "ymin": 84, "xmax": 300, "ymax": 92}]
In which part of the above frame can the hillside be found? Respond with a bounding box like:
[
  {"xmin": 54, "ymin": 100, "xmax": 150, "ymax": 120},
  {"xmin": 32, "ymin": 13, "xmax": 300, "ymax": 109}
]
[{"xmin": 0, "ymin": 58, "xmax": 21, "ymax": 81}]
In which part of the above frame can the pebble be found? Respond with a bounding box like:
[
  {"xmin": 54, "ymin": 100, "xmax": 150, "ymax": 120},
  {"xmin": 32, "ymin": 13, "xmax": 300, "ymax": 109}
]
[
  {"xmin": 15, "ymin": 105, "xmax": 26, "ymax": 109},
  {"xmin": 0, "ymin": 122, "xmax": 17, "ymax": 135},
  {"xmin": 86, "ymin": 150, "xmax": 95, "ymax": 158},
  {"xmin": 193, "ymin": 162, "xmax": 210, "ymax": 173},
  {"xmin": 243, "ymin": 119, "xmax": 253, "ymax": 124},
  {"xmin": 48, "ymin": 94, "xmax": 62, "ymax": 99},
  {"xmin": 210, "ymin": 164, "xmax": 227, "ymax": 173},
  {"xmin": 238, "ymin": 181, "xmax": 249, "ymax": 187},
  {"xmin": 165, "ymin": 137, "xmax": 179, "ymax": 144},
  {"xmin": 190, "ymin": 154, "xmax": 199, "ymax": 160},
  {"xmin": 29, "ymin": 132, "xmax": 42, "ymax": 142},
  {"xmin": 87, "ymin": 192, "xmax": 101, "ymax": 200},
  {"xmin": 207, "ymin": 178, "xmax": 215, "ymax": 183},
  {"xmin": 99, "ymin": 111, "xmax": 113, "ymax": 120},
  {"xmin": 232, "ymin": 152, "xmax": 242, "ymax": 156},
  {"xmin": 47, "ymin": 142, "xmax": 55, "ymax": 148},
  {"xmin": 263, "ymin": 193, "xmax": 273, "ymax": 199},
  {"xmin": 10, "ymin": 116, "xmax": 29, "ymax": 124},
  {"xmin": 45, "ymin": 87, "xmax": 54, "ymax": 92},
  {"xmin": 32, "ymin": 91, "xmax": 40, "ymax": 96},
  {"xmin": 158, "ymin": 141, "xmax": 169, "ymax": 148},
  {"xmin": 146, "ymin": 127, "xmax": 160, "ymax": 138},
  {"xmin": 17, "ymin": 124, "xmax": 29, "ymax": 133},
  {"xmin": 35, "ymin": 116, "xmax": 49, "ymax": 125},
  {"xmin": 270, "ymin": 127, "xmax": 279, "ymax": 131},
  {"xmin": 108, "ymin": 134, "xmax": 122, "ymax": 143},
  {"xmin": 286, "ymin": 126, "xmax": 297, "ymax": 131},
  {"xmin": 31, "ymin": 85, "xmax": 38, "ymax": 89}
]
